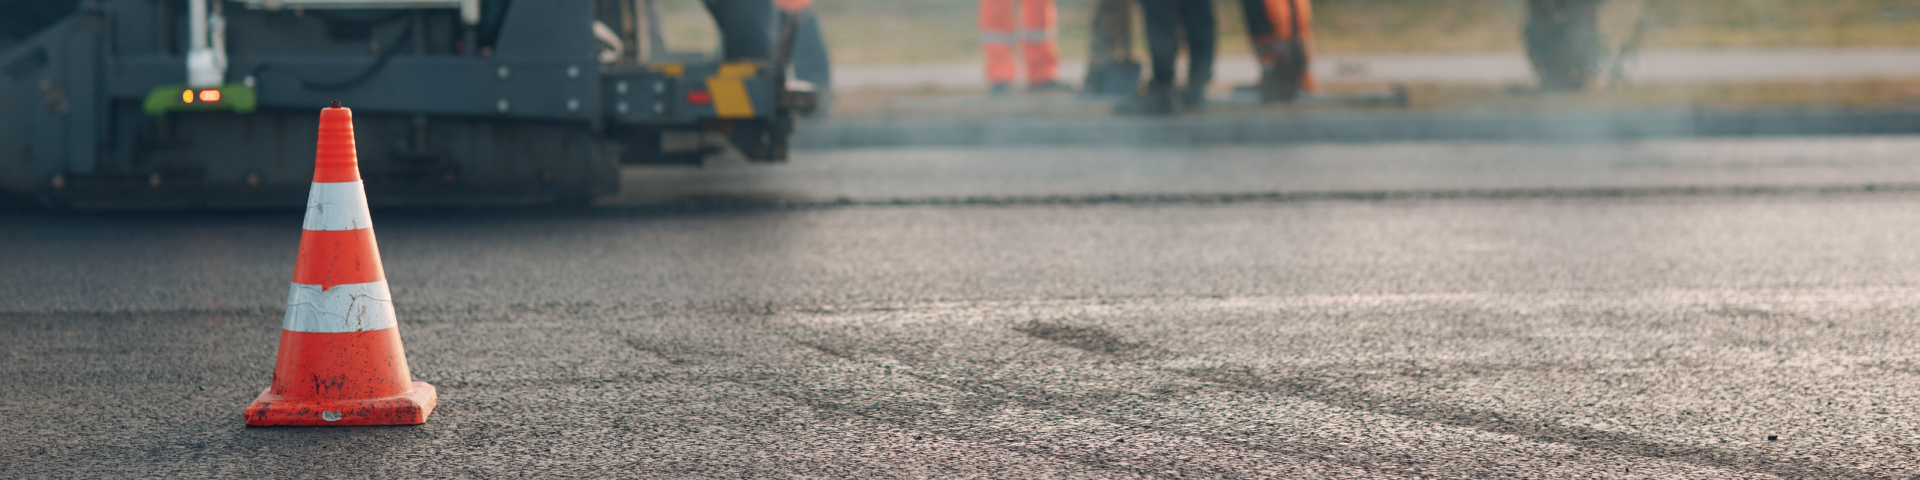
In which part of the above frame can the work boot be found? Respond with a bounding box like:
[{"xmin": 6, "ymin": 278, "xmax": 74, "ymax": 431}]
[
  {"xmin": 1114, "ymin": 81, "xmax": 1177, "ymax": 116},
  {"xmin": 1027, "ymin": 80, "xmax": 1073, "ymax": 94},
  {"xmin": 1180, "ymin": 85, "xmax": 1207, "ymax": 112},
  {"xmin": 1258, "ymin": 69, "xmax": 1302, "ymax": 103},
  {"xmin": 989, "ymin": 83, "xmax": 1014, "ymax": 96},
  {"xmin": 1257, "ymin": 57, "xmax": 1306, "ymax": 103}
]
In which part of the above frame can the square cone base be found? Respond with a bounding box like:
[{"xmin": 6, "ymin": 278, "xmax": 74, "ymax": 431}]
[{"xmin": 244, "ymin": 382, "xmax": 437, "ymax": 426}]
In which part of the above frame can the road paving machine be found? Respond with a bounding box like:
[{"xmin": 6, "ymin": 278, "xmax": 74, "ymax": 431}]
[{"xmin": 0, "ymin": 0, "xmax": 811, "ymax": 208}]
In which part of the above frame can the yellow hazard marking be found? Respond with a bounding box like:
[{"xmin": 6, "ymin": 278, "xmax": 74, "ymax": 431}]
[
  {"xmin": 706, "ymin": 78, "xmax": 753, "ymax": 118},
  {"xmin": 707, "ymin": 63, "xmax": 759, "ymax": 119},
  {"xmin": 646, "ymin": 63, "xmax": 685, "ymax": 77},
  {"xmin": 717, "ymin": 63, "xmax": 758, "ymax": 78}
]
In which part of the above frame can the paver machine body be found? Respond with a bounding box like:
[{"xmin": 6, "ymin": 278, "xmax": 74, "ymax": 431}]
[{"xmin": 0, "ymin": 0, "xmax": 803, "ymax": 208}]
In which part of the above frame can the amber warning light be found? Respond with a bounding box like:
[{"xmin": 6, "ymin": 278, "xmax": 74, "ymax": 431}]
[
  {"xmin": 182, "ymin": 89, "xmax": 222, "ymax": 103},
  {"xmin": 143, "ymin": 84, "xmax": 254, "ymax": 115}
]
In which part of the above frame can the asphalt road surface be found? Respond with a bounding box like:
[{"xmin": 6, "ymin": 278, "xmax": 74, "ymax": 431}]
[{"xmin": 10, "ymin": 136, "xmax": 1920, "ymax": 478}]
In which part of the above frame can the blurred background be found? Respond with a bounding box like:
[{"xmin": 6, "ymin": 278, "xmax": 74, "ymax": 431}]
[
  {"xmin": 4, "ymin": 0, "xmax": 1920, "ymax": 208},
  {"xmin": 803, "ymin": 0, "xmax": 1920, "ymax": 112},
  {"xmin": 768, "ymin": 0, "xmax": 1920, "ymax": 61}
]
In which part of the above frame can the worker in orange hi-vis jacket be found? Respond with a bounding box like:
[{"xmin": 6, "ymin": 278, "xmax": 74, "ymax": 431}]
[
  {"xmin": 1240, "ymin": 0, "xmax": 1315, "ymax": 102},
  {"xmin": 979, "ymin": 0, "xmax": 1069, "ymax": 95}
]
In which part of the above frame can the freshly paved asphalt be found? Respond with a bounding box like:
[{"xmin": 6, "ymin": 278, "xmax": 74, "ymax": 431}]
[{"xmin": 10, "ymin": 136, "xmax": 1920, "ymax": 477}]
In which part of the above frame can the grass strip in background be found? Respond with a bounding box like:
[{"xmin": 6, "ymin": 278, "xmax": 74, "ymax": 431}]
[{"xmin": 651, "ymin": 0, "xmax": 1920, "ymax": 65}]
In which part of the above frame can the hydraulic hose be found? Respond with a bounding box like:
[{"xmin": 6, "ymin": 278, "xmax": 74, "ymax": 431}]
[{"xmin": 250, "ymin": 22, "xmax": 414, "ymax": 94}]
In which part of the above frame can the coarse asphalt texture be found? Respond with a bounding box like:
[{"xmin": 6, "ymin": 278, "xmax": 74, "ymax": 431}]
[{"xmin": 9, "ymin": 136, "xmax": 1920, "ymax": 478}]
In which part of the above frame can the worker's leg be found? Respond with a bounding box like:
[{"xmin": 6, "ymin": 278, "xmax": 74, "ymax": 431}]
[
  {"xmin": 1293, "ymin": 0, "xmax": 1315, "ymax": 92},
  {"xmin": 1242, "ymin": 0, "xmax": 1311, "ymax": 101},
  {"xmin": 1019, "ymin": 0, "xmax": 1060, "ymax": 85},
  {"xmin": 1083, "ymin": 0, "xmax": 1136, "ymax": 94},
  {"xmin": 704, "ymin": 0, "xmax": 775, "ymax": 60},
  {"xmin": 1238, "ymin": 0, "xmax": 1275, "ymax": 61},
  {"xmin": 1175, "ymin": 0, "xmax": 1215, "ymax": 96},
  {"xmin": 1117, "ymin": 0, "xmax": 1180, "ymax": 114},
  {"xmin": 1136, "ymin": 0, "xmax": 1180, "ymax": 86},
  {"xmin": 979, "ymin": 0, "xmax": 1018, "ymax": 89},
  {"xmin": 1087, "ymin": 0, "xmax": 1133, "ymax": 66}
]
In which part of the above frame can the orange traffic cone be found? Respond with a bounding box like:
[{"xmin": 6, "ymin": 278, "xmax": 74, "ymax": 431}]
[{"xmin": 245, "ymin": 101, "xmax": 437, "ymax": 426}]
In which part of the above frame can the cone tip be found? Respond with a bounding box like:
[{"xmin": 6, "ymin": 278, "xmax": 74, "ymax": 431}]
[{"xmin": 330, "ymin": 100, "xmax": 342, "ymax": 109}]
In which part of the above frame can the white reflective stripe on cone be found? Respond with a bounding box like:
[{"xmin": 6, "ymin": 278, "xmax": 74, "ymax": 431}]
[
  {"xmin": 283, "ymin": 281, "xmax": 398, "ymax": 333},
  {"xmin": 978, "ymin": 33, "xmax": 1015, "ymax": 43},
  {"xmin": 303, "ymin": 181, "xmax": 373, "ymax": 231}
]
